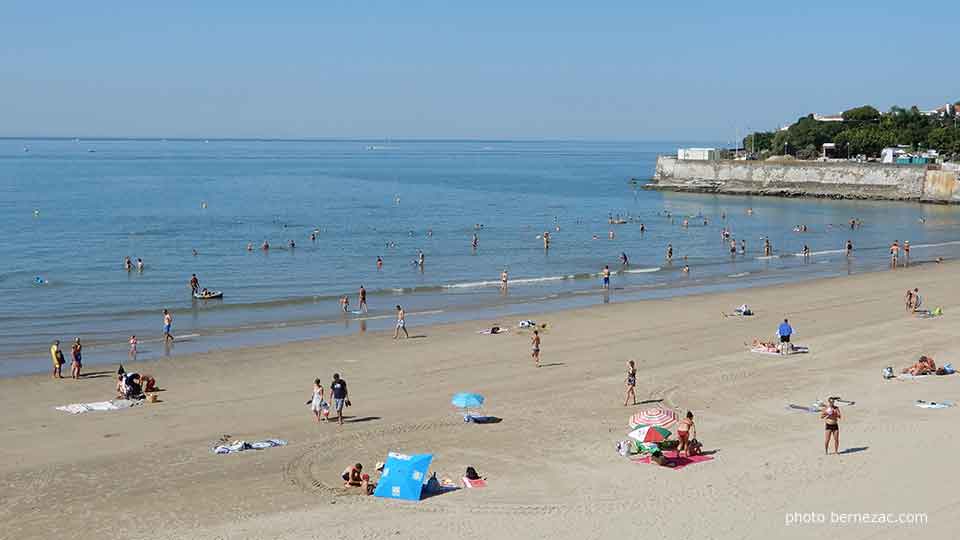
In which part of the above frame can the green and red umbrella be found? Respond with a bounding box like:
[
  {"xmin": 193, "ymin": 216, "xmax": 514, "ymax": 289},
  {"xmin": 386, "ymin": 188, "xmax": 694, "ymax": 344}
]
[{"xmin": 627, "ymin": 425, "xmax": 672, "ymax": 443}]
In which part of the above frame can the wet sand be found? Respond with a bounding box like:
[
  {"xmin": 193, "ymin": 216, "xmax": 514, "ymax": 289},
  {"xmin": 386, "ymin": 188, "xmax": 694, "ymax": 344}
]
[{"xmin": 2, "ymin": 262, "xmax": 958, "ymax": 540}]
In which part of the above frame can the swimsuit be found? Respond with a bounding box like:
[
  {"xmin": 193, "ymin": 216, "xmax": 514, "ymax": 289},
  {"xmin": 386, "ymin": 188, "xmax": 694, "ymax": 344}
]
[{"xmin": 627, "ymin": 371, "xmax": 636, "ymax": 386}]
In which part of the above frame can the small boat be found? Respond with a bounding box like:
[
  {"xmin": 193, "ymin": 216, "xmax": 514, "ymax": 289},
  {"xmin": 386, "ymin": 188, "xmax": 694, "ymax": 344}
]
[{"xmin": 193, "ymin": 291, "xmax": 223, "ymax": 300}]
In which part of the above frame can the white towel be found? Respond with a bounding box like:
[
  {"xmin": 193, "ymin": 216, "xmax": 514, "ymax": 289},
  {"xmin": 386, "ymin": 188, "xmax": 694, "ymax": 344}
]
[
  {"xmin": 915, "ymin": 400, "xmax": 954, "ymax": 409},
  {"xmin": 56, "ymin": 399, "xmax": 141, "ymax": 414}
]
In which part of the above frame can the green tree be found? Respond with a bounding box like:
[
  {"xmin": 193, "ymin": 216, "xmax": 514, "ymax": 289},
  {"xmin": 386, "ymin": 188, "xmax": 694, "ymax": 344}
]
[
  {"xmin": 742, "ymin": 131, "xmax": 775, "ymax": 153},
  {"xmin": 841, "ymin": 105, "xmax": 880, "ymax": 123}
]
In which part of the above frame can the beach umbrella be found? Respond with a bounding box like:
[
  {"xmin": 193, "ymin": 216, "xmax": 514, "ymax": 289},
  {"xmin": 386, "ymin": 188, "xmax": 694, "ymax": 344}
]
[
  {"xmin": 629, "ymin": 406, "xmax": 678, "ymax": 429},
  {"xmin": 627, "ymin": 425, "xmax": 672, "ymax": 443},
  {"xmin": 451, "ymin": 392, "xmax": 485, "ymax": 409},
  {"xmin": 373, "ymin": 452, "xmax": 433, "ymax": 501}
]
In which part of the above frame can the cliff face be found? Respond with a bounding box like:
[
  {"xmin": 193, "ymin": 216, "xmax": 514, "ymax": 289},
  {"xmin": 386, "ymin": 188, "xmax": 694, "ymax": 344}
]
[{"xmin": 644, "ymin": 156, "xmax": 959, "ymax": 202}]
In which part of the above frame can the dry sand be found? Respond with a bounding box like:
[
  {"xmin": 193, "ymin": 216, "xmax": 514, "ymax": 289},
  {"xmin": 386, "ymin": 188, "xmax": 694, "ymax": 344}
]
[{"xmin": 2, "ymin": 263, "xmax": 958, "ymax": 540}]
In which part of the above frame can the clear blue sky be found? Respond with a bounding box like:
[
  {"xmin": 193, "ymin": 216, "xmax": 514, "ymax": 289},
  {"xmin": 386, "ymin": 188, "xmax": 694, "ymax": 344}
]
[{"xmin": 2, "ymin": 1, "xmax": 957, "ymax": 140}]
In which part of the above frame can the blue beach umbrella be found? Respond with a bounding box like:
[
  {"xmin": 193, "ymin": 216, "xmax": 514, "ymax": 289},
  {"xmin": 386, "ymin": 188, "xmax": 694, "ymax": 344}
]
[
  {"xmin": 373, "ymin": 452, "xmax": 433, "ymax": 501},
  {"xmin": 451, "ymin": 392, "xmax": 485, "ymax": 409}
]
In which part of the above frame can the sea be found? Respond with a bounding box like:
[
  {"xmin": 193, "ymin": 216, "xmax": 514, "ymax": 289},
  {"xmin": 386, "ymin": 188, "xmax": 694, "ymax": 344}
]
[{"xmin": 2, "ymin": 138, "xmax": 958, "ymax": 376}]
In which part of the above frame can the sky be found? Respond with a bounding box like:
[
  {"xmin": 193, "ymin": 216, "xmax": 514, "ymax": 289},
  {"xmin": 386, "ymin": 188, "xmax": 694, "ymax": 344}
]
[{"xmin": 1, "ymin": 1, "xmax": 957, "ymax": 140}]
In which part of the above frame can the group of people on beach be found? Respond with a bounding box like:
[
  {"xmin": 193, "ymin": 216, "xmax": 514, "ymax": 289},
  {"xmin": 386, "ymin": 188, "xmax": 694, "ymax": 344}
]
[{"xmin": 49, "ymin": 338, "xmax": 83, "ymax": 379}]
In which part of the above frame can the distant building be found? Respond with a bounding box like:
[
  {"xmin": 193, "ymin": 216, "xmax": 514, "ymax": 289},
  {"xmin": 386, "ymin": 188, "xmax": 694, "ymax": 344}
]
[
  {"xmin": 813, "ymin": 113, "xmax": 844, "ymax": 122},
  {"xmin": 677, "ymin": 148, "xmax": 718, "ymax": 161}
]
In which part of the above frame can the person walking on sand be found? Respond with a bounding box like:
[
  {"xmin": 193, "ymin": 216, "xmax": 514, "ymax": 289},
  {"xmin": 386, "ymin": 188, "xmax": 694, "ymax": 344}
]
[
  {"xmin": 623, "ymin": 360, "xmax": 637, "ymax": 406},
  {"xmin": 330, "ymin": 373, "xmax": 349, "ymax": 426},
  {"xmin": 358, "ymin": 285, "xmax": 368, "ymax": 313},
  {"xmin": 821, "ymin": 397, "xmax": 841, "ymax": 454},
  {"xmin": 307, "ymin": 378, "xmax": 327, "ymax": 423},
  {"xmin": 162, "ymin": 309, "xmax": 173, "ymax": 342},
  {"xmin": 601, "ymin": 265, "xmax": 611, "ymax": 289},
  {"xmin": 531, "ymin": 330, "xmax": 541, "ymax": 368},
  {"xmin": 70, "ymin": 338, "xmax": 82, "ymax": 379},
  {"xmin": 50, "ymin": 340, "xmax": 64, "ymax": 379},
  {"xmin": 393, "ymin": 305, "xmax": 409, "ymax": 339}
]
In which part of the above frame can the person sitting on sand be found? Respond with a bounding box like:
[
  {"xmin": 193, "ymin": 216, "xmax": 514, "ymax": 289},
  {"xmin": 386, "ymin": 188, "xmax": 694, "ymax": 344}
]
[
  {"xmin": 911, "ymin": 288, "xmax": 922, "ymax": 313},
  {"xmin": 341, "ymin": 463, "xmax": 372, "ymax": 493},
  {"xmin": 903, "ymin": 355, "xmax": 937, "ymax": 376},
  {"xmin": 123, "ymin": 373, "xmax": 144, "ymax": 399}
]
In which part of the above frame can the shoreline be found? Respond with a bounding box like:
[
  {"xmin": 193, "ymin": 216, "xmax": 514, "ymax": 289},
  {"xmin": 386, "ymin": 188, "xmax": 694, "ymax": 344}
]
[{"xmin": 3, "ymin": 259, "xmax": 959, "ymax": 539}]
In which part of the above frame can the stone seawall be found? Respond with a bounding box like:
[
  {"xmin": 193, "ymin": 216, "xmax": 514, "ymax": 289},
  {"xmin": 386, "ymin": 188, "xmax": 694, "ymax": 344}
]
[{"xmin": 645, "ymin": 156, "xmax": 959, "ymax": 203}]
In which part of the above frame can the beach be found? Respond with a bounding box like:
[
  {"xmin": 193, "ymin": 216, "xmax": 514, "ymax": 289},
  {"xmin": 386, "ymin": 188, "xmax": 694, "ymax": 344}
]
[{"xmin": 2, "ymin": 261, "xmax": 957, "ymax": 540}]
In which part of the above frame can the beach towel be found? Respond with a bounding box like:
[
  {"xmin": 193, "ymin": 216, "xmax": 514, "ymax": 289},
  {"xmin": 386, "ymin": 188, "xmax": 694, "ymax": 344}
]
[
  {"xmin": 631, "ymin": 454, "xmax": 714, "ymax": 470},
  {"xmin": 896, "ymin": 374, "xmax": 930, "ymax": 380},
  {"xmin": 462, "ymin": 477, "xmax": 487, "ymax": 488},
  {"xmin": 212, "ymin": 438, "xmax": 287, "ymax": 454},
  {"xmin": 56, "ymin": 399, "xmax": 142, "ymax": 414},
  {"xmin": 751, "ymin": 346, "xmax": 808, "ymax": 356},
  {"xmin": 915, "ymin": 400, "xmax": 955, "ymax": 409},
  {"xmin": 787, "ymin": 404, "xmax": 819, "ymax": 414},
  {"xmin": 477, "ymin": 327, "xmax": 508, "ymax": 335}
]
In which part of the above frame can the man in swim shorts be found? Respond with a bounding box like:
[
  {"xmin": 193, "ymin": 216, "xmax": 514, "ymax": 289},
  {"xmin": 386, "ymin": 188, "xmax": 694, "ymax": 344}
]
[
  {"xmin": 358, "ymin": 285, "xmax": 367, "ymax": 313},
  {"xmin": 162, "ymin": 309, "xmax": 173, "ymax": 342},
  {"xmin": 777, "ymin": 318, "xmax": 793, "ymax": 354},
  {"xmin": 601, "ymin": 265, "xmax": 610, "ymax": 289},
  {"xmin": 393, "ymin": 305, "xmax": 409, "ymax": 339}
]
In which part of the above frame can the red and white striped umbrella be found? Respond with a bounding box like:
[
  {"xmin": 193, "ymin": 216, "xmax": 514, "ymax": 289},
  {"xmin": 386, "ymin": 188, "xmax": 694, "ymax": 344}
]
[{"xmin": 629, "ymin": 406, "xmax": 678, "ymax": 429}]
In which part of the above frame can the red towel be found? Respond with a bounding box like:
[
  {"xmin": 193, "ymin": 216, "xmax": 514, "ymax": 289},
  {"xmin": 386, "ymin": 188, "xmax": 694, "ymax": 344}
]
[{"xmin": 631, "ymin": 454, "xmax": 714, "ymax": 470}]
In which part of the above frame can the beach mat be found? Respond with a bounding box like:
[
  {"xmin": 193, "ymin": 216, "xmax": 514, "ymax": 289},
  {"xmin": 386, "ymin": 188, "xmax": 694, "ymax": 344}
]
[
  {"xmin": 632, "ymin": 455, "xmax": 714, "ymax": 470},
  {"xmin": 56, "ymin": 399, "xmax": 142, "ymax": 414},
  {"xmin": 751, "ymin": 346, "xmax": 809, "ymax": 356},
  {"xmin": 213, "ymin": 439, "xmax": 287, "ymax": 454},
  {"xmin": 896, "ymin": 374, "xmax": 930, "ymax": 380},
  {"xmin": 915, "ymin": 400, "xmax": 955, "ymax": 409}
]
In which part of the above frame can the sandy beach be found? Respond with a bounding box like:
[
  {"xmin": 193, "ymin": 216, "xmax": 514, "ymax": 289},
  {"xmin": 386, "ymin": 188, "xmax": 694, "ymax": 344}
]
[{"xmin": 2, "ymin": 261, "xmax": 958, "ymax": 540}]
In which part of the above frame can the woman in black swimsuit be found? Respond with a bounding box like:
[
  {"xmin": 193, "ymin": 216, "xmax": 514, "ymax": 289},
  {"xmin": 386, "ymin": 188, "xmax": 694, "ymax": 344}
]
[
  {"xmin": 623, "ymin": 360, "xmax": 637, "ymax": 406},
  {"xmin": 821, "ymin": 397, "xmax": 841, "ymax": 454}
]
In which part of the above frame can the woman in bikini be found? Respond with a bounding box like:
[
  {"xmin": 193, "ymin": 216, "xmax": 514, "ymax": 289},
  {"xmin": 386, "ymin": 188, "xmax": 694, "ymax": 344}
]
[
  {"xmin": 623, "ymin": 360, "xmax": 637, "ymax": 406},
  {"xmin": 821, "ymin": 397, "xmax": 841, "ymax": 454},
  {"xmin": 677, "ymin": 411, "xmax": 696, "ymax": 457}
]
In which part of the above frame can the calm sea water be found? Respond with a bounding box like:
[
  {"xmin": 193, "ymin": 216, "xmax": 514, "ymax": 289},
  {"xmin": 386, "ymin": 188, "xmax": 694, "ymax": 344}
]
[{"xmin": 2, "ymin": 138, "xmax": 958, "ymax": 375}]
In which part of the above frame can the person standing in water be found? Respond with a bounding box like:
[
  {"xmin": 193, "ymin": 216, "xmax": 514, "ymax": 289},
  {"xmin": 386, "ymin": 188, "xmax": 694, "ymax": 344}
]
[
  {"xmin": 500, "ymin": 269, "xmax": 508, "ymax": 291},
  {"xmin": 845, "ymin": 240, "xmax": 853, "ymax": 257},
  {"xmin": 162, "ymin": 309, "xmax": 173, "ymax": 342},
  {"xmin": 472, "ymin": 233, "xmax": 479, "ymax": 250},
  {"xmin": 124, "ymin": 256, "xmax": 132, "ymax": 271},
  {"xmin": 189, "ymin": 274, "xmax": 200, "ymax": 295},
  {"xmin": 531, "ymin": 330, "xmax": 541, "ymax": 368},
  {"xmin": 890, "ymin": 240, "xmax": 899, "ymax": 268},
  {"xmin": 129, "ymin": 335, "xmax": 138, "ymax": 361},
  {"xmin": 619, "ymin": 252, "xmax": 629, "ymax": 266},
  {"xmin": 764, "ymin": 238, "xmax": 772, "ymax": 257},
  {"xmin": 376, "ymin": 256, "xmax": 383, "ymax": 271},
  {"xmin": 739, "ymin": 239, "xmax": 746, "ymax": 254},
  {"xmin": 358, "ymin": 285, "xmax": 367, "ymax": 313},
  {"xmin": 623, "ymin": 360, "xmax": 637, "ymax": 406},
  {"xmin": 601, "ymin": 265, "xmax": 611, "ymax": 289},
  {"xmin": 903, "ymin": 240, "xmax": 911, "ymax": 266},
  {"xmin": 666, "ymin": 243, "xmax": 673, "ymax": 262},
  {"xmin": 393, "ymin": 305, "xmax": 409, "ymax": 339}
]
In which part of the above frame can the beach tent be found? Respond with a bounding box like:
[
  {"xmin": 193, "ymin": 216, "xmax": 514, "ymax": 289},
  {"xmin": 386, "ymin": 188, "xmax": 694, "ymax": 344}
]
[{"xmin": 373, "ymin": 452, "xmax": 433, "ymax": 501}]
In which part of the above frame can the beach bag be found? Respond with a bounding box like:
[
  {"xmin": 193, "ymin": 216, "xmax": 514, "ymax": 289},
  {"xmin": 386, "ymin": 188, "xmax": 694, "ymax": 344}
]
[{"xmin": 882, "ymin": 367, "xmax": 894, "ymax": 380}]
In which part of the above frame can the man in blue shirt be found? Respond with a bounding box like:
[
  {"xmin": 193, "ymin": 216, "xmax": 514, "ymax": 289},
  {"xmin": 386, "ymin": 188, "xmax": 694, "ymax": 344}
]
[{"xmin": 778, "ymin": 319, "xmax": 793, "ymax": 354}]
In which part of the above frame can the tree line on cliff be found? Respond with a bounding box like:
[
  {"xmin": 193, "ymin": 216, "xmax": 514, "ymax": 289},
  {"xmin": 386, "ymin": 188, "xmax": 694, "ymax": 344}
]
[{"xmin": 743, "ymin": 103, "xmax": 960, "ymax": 160}]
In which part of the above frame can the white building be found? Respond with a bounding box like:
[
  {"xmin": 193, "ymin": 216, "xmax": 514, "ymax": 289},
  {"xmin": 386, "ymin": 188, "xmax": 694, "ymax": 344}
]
[{"xmin": 677, "ymin": 148, "xmax": 718, "ymax": 161}]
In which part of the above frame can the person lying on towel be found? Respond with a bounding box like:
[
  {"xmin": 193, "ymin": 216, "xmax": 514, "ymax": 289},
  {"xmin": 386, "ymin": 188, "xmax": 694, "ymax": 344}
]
[
  {"xmin": 750, "ymin": 338, "xmax": 778, "ymax": 352},
  {"xmin": 903, "ymin": 355, "xmax": 936, "ymax": 376}
]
